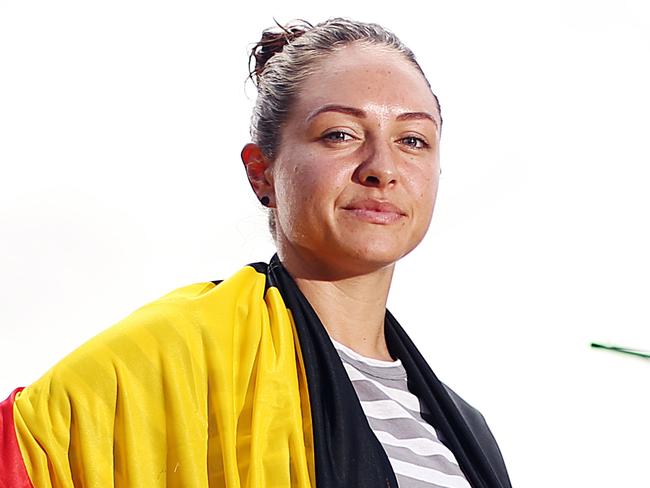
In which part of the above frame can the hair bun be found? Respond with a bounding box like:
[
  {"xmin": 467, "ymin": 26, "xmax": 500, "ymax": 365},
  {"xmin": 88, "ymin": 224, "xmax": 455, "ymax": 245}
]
[{"xmin": 249, "ymin": 20, "xmax": 312, "ymax": 86}]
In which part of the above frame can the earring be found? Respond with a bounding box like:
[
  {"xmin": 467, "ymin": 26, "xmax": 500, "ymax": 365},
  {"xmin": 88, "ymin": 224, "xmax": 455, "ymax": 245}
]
[{"xmin": 260, "ymin": 196, "xmax": 270, "ymax": 206}]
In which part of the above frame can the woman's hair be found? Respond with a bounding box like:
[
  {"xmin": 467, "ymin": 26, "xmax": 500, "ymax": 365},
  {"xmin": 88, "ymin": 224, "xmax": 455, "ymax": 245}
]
[{"xmin": 248, "ymin": 17, "xmax": 442, "ymax": 161}]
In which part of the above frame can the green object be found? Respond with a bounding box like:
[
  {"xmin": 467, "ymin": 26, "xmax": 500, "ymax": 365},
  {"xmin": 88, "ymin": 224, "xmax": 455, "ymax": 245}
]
[{"xmin": 591, "ymin": 342, "xmax": 650, "ymax": 359}]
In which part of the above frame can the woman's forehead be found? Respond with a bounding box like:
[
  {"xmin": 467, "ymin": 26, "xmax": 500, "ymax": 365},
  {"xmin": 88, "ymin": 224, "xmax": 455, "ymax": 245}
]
[{"xmin": 292, "ymin": 45, "xmax": 439, "ymax": 125}]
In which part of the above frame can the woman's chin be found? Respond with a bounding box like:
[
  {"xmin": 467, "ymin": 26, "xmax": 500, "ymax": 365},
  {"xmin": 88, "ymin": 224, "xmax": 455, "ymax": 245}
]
[
  {"xmin": 330, "ymin": 217, "xmax": 426, "ymax": 266},
  {"xmin": 324, "ymin": 239, "xmax": 416, "ymax": 275},
  {"xmin": 277, "ymin": 224, "xmax": 424, "ymax": 278}
]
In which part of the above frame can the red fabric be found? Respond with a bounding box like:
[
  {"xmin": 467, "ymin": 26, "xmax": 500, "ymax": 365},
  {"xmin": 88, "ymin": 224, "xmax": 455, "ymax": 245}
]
[{"xmin": 0, "ymin": 387, "xmax": 34, "ymax": 488}]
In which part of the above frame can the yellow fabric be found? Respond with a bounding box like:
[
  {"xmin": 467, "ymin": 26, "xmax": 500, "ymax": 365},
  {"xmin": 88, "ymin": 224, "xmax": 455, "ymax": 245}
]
[{"xmin": 12, "ymin": 266, "xmax": 315, "ymax": 487}]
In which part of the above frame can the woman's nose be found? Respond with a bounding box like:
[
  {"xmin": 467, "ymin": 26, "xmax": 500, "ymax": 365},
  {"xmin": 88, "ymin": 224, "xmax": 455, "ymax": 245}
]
[{"xmin": 355, "ymin": 141, "xmax": 398, "ymax": 188}]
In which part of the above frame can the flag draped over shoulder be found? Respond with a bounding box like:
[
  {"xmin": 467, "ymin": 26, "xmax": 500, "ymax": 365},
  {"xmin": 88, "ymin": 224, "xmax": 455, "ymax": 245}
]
[{"xmin": 1, "ymin": 255, "xmax": 511, "ymax": 488}]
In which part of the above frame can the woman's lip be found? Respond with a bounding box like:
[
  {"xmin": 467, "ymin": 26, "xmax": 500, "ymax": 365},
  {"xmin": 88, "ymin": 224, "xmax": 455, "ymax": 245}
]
[
  {"xmin": 341, "ymin": 200, "xmax": 407, "ymax": 224},
  {"xmin": 342, "ymin": 207, "xmax": 406, "ymax": 224},
  {"xmin": 343, "ymin": 199, "xmax": 406, "ymax": 215}
]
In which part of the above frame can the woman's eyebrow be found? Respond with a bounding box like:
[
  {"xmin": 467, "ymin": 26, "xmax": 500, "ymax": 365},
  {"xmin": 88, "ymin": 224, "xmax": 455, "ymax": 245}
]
[
  {"xmin": 306, "ymin": 104, "xmax": 366, "ymax": 122},
  {"xmin": 306, "ymin": 104, "xmax": 439, "ymax": 129},
  {"xmin": 396, "ymin": 111, "xmax": 439, "ymax": 129}
]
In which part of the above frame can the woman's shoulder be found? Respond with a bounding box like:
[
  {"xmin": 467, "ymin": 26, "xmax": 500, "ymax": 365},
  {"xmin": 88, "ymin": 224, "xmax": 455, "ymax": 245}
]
[
  {"xmin": 442, "ymin": 383, "xmax": 500, "ymax": 446},
  {"xmin": 18, "ymin": 263, "xmax": 270, "ymax": 401},
  {"xmin": 441, "ymin": 383, "xmax": 483, "ymax": 421},
  {"xmin": 442, "ymin": 383, "xmax": 512, "ymax": 486},
  {"xmin": 92, "ymin": 262, "xmax": 269, "ymax": 347}
]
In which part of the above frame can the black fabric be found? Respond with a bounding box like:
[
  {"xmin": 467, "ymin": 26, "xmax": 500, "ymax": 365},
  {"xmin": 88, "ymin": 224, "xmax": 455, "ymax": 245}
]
[
  {"xmin": 265, "ymin": 254, "xmax": 512, "ymax": 488},
  {"xmin": 385, "ymin": 311, "xmax": 512, "ymax": 488}
]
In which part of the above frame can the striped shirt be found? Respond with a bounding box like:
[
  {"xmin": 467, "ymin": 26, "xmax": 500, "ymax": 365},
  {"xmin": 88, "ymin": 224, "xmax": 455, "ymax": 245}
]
[{"xmin": 331, "ymin": 338, "xmax": 471, "ymax": 488}]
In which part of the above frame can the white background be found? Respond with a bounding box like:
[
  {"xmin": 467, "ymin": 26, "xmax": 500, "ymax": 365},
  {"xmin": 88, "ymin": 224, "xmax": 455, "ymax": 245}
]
[{"xmin": 1, "ymin": 0, "xmax": 649, "ymax": 486}]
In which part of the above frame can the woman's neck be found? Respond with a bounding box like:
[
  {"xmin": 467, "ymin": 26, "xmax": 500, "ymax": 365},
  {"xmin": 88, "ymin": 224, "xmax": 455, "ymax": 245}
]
[{"xmin": 278, "ymin": 249, "xmax": 396, "ymax": 361}]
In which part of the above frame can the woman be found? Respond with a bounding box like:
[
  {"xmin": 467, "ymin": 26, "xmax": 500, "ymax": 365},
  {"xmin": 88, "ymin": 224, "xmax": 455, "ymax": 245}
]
[{"xmin": 0, "ymin": 18, "xmax": 511, "ymax": 488}]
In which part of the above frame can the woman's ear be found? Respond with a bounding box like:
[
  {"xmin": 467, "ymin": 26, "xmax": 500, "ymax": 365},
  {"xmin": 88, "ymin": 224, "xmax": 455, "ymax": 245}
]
[{"xmin": 241, "ymin": 143, "xmax": 275, "ymax": 207}]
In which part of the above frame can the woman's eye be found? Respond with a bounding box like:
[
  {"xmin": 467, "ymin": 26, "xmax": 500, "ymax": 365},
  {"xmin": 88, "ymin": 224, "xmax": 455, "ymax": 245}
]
[
  {"xmin": 322, "ymin": 131, "xmax": 353, "ymax": 142},
  {"xmin": 399, "ymin": 136, "xmax": 428, "ymax": 149}
]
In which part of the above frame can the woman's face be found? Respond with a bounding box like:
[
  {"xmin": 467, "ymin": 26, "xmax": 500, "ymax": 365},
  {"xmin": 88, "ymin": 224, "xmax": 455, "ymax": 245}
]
[{"xmin": 259, "ymin": 43, "xmax": 441, "ymax": 276}]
